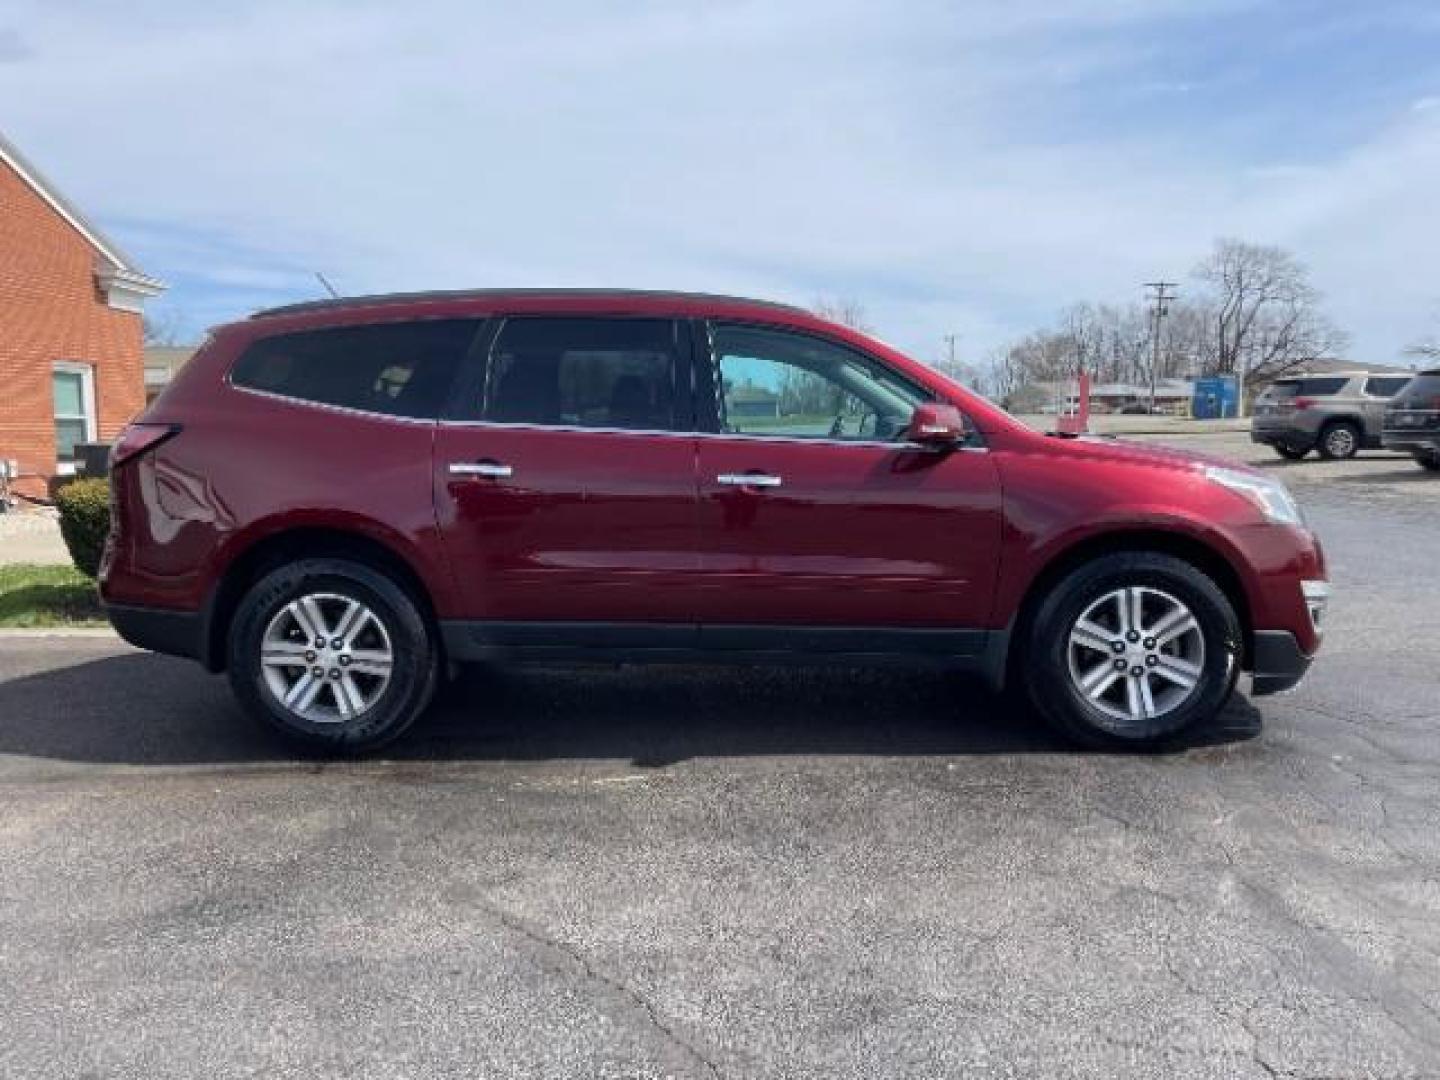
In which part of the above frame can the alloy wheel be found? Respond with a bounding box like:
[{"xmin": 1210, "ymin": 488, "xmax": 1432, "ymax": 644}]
[
  {"xmin": 1065, "ymin": 586, "xmax": 1206, "ymax": 728},
  {"xmin": 259, "ymin": 593, "xmax": 394, "ymax": 723},
  {"xmin": 1324, "ymin": 426, "xmax": 1357, "ymax": 458}
]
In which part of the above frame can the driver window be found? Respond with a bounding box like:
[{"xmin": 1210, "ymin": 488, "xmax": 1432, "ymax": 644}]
[{"xmin": 710, "ymin": 324, "xmax": 927, "ymax": 442}]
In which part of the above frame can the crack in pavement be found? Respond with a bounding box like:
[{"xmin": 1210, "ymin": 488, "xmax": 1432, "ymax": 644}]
[{"xmin": 456, "ymin": 895, "xmax": 724, "ymax": 1080}]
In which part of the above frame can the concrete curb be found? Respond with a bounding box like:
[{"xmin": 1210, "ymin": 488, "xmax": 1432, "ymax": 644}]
[
  {"xmin": 0, "ymin": 626, "xmax": 120, "ymax": 639},
  {"xmin": 1097, "ymin": 426, "xmax": 1250, "ymax": 437}
]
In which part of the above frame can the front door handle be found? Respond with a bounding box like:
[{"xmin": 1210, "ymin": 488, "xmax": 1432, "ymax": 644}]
[
  {"xmin": 716, "ymin": 472, "xmax": 782, "ymax": 489},
  {"xmin": 449, "ymin": 461, "xmax": 513, "ymax": 479}
]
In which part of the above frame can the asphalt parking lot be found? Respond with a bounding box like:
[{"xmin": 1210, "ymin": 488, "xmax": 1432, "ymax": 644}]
[{"xmin": 1, "ymin": 432, "xmax": 1437, "ymax": 1079}]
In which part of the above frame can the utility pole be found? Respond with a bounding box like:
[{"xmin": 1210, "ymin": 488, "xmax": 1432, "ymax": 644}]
[
  {"xmin": 1144, "ymin": 282, "xmax": 1178, "ymax": 413},
  {"xmin": 942, "ymin": 333, "xmax": 960, "ymax": 376}
]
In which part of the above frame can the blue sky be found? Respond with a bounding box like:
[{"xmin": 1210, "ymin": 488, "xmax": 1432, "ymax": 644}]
[{"xmin": 3, "ymin": 0, "xmax": 1438, "ymax": 367}]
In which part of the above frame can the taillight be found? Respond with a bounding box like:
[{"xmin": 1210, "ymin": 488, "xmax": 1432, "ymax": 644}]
[
  {"xmin": 110, "ymin": 423, "xmax": 181, "ymax": 468},
  {"xmin": 1291, "ymin": 397, "xmax": 1318, "ymax": 411}
]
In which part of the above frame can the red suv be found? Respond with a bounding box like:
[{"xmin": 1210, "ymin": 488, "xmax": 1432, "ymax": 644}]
[{"xmin": 99, "ymin": 290, "xmax": 1328, "ymax": 752}]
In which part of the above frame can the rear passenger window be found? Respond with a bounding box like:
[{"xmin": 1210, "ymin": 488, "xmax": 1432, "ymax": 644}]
[
  {"xmin": 231, "ymin": 320, "xmax": 479, "ymax": 418},
  {"xmin": 1268, "ymin": 377, "xmax": 1348, "ymax": 398},
  {"xmin": 1364, "ymin": 377, "xmax": 1411, "ymax": 397},
  {"xmin": 1295, "ymin": 377, "xmax": 1348, "ymax": 396},
  {"xmin": 484, "ymin": 318, "xmax": 681, "ymax": 430}
]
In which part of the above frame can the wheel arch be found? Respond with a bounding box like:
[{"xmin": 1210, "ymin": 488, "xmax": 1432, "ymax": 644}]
[
  {"xmin": 1317, "ymin": 413, "xmax": 1364, "ymax": 437},
  {"xmin": 200, "ymin": 524, "xmax": 441, "ymax": 672},
  {"xmin": 1003, "ymin": 528, "xmax": 1256, "ymax": 688}
]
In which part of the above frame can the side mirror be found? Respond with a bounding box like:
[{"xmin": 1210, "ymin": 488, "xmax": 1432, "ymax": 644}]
[{"xmin": 906, "ymin": 402, "xmax": 967, "ymax": 447}]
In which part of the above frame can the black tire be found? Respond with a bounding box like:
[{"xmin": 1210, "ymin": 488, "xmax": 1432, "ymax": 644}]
[
  {"xmin": 1416, "ymin": 452, "xmax": 1440, "ymax": 473},
  {"xmin": 1317, "ymin": 421, "xmax": 1360, "ymax": 460},
  {"xmin": 1022, "ymin": 552, "xmax": 1242, "ymax": 751},
  {"xmin": 226, "ymin": 558, "xmax": 438, "ymax": 753},
  {"xmin": 1273, "ymin": 444, "xmax": 1309, "ymax": 461}
]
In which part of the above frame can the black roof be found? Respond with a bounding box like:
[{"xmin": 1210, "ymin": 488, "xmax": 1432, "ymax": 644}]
[{"xmin": 251, "ymin": 288, "xmax": 807, "ymax": 320}]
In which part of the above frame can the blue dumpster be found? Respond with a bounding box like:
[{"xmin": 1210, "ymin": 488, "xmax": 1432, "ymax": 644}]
[{"xmin": 1192, "ymin": 376, "xmax": 1239, "ymax": 419}]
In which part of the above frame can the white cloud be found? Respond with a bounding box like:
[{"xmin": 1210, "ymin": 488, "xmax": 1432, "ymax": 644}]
[{"xmin": 1, "ymin": 0, "xmax": 1436, "ymax": 363}]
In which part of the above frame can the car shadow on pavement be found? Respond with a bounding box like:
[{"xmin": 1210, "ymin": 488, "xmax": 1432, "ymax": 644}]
[
  {"xmin": 0, "ymin": 653, "xmax": 1263, "ymax": 768},
  {"xmin": 1252, "ymin": 454, "xmax": 1401, "ymax": 469},
  {"xmin": 1330, "ymin": 468, "xmax": 1438, "ymax": 484}
]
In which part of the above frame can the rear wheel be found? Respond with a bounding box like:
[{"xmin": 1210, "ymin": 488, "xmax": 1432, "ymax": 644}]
[
  {"xmin": 1023, "ymin": 552, "xmax": 1241, "ymax": 750},
  {"xmin": 1273, "ymin": 444, "xmax": 1309, "ymax": 461},
  {"xmin": 227, "ymin": 558, "xmax": 438, "ymax": 753},
  {"xmin": 1318, "ymin": 421, "xmax": 1360, "ymax": 460},
  {"xmin": 1415, "ymin": 451, "xmax": 1440, "ymax": 472}
]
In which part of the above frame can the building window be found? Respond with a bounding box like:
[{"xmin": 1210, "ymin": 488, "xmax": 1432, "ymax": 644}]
[{"xmin": 52, "ymin": 362, "xmax": 97, "ymax": 473}]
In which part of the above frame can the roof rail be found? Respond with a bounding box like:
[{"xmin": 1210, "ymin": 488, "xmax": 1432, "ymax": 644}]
[{"xmin": 251, "ymin": 288, "xmax": 809, "ymax": 320}]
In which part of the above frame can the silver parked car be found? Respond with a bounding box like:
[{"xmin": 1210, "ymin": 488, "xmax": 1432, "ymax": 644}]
[{"xmin": 1251, "ymin": 372, "xmax": 1413, "ymax": 461}]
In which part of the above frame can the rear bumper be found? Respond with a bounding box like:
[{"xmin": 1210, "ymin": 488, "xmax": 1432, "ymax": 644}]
[
  {"xmin": 105, "ymin": 603, "xmax": 204, "ymax": 663},
  {"xmin": 1250, "ymin": 630, "xmax": 1315, "ymax": 696},
  {"xmin": 1250, "ymin": 426, "xmax": 1314, "ymax": 450}
]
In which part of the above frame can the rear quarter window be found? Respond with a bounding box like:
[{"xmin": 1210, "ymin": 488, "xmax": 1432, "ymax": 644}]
[
  {"xmin": 1266, "ymin": 377, "xmax": 1349, "ymax": 398},
  {"xmin": 1364, "ymin": 376, "xmax": 1412, "ymax": 397},
  {"xmin": 230, "ymin": 319, "xmax": 481, "ymax": 419}
]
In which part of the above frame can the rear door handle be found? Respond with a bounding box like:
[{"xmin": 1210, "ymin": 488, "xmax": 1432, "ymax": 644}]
[
  {"xmin": 449, "ymin": 461, "xmax": 513, "ymax": 479},
  {"xmin": 716, "ymin": 472, "xmax": 782, "ymax": 489}
]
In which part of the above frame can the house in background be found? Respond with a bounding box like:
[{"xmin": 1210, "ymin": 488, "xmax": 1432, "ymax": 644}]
[
  {"xmin": 726, "ymin": 384, "xmax": 781, "ymax": 419},
  {"xmin": 0, "ymin": 131, "xmax": 165, "ymax": 499},
  {"xmin": 144, "ymin": 345, "xmax": 197, "ymax": 404}
]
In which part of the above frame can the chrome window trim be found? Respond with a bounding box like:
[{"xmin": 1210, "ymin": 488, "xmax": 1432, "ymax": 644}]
[
  {"xmin": 435, "ymin": 417, "xmax": 989, "ymax": 452},
  {"xmin": 226, "ymin": 381, "xmax": 440, "ymax": 426}
]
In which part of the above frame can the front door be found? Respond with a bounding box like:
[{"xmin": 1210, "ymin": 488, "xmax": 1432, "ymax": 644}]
[
  {"xmin": 433, "ymin": 316, "xmax": 699, "ymax": 631},
  {"xmin": 691, "ymin": 322, "xmax": 1003, "ymax": 637}
]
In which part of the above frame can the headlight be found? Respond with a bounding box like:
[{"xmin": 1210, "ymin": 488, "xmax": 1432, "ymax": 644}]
[{"xmin": 1204, "ymin": 466, "xmax": 1304, "ymax": 526}]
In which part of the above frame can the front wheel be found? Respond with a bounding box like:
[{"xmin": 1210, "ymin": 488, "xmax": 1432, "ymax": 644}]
[
  {"xmin": 1024, "ymin": 553, "xmax": 1241, "ymax": 750},
  {"xmin": 227, "ymin": 558, "xmax": 439, "ymax": 753},
  {"xmin": 1415, "ymin": 451, "xmax": 1440, "ymax": 473}
]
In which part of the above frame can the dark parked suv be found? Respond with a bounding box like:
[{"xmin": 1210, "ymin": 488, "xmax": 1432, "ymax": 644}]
[
  {"xmin": 100, "ymin": 290, "xmax": 1329, "ymax": 753},
  {"xmin": 1382, "ymin": 369, "xmax": 1440, "ymax": 472}
]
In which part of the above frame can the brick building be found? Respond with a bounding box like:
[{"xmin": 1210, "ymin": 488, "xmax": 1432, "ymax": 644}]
[{"xmin": 1, "ymin": 131, "xmax": 164, "ymax": 500}]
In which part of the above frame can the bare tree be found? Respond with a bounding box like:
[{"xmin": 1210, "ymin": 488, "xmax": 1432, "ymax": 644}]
[
  {"xmin": 977, "ymin": 346, "xmax": 1018, "ymax": 404},
  {"xmin": 1407, "ymin": 339, "xmax": 1440, "ymax": 363},
  {"xmin": 1405, "ymin": 307, "xmax": 1440, "ymax": 364},
  {"xmin": 143, "ymin": 312, "xmax": 180, "ymax": 347},
  {"xmin": 811, "ymin": 297, "xmax": 872, "ymax": 333},
  {"xmin": 1193, "ymin": 239, "xmax": 1347, "ymax": 386}
]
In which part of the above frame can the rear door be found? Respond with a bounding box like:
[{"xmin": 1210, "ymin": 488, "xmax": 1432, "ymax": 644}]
[
  {"xmin": 689, "ymin": 321, "xmax": 1003, "ymax": 641},
  {"xmin": 432, "ymin": 316, "xmax": 700, "ymax": 632}
]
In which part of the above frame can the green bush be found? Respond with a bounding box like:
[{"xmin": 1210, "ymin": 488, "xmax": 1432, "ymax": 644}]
[{"xmin": 54, "ymin": 477, "xmax": 111, "ymax": 578}]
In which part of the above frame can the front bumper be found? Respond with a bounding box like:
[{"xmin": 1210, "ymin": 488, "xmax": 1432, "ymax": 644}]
[
  {"xmin": 1381, "ymin": 431, "xmax": 1440, "ymax": 455},
  {"xmin": 1250, "ymin": 630, "xmax": 1315, "ymax": 696}
]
